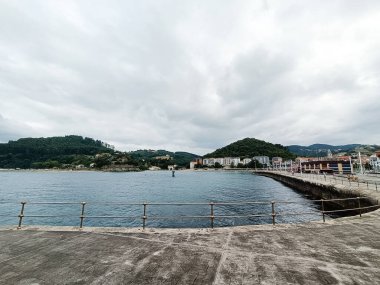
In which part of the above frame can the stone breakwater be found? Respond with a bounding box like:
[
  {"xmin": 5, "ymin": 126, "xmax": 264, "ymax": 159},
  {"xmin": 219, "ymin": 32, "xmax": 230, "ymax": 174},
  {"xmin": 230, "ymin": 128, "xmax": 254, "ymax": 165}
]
[{"xmin": 254, "ymin": 170, "xmax": 380, "ymax": 214}]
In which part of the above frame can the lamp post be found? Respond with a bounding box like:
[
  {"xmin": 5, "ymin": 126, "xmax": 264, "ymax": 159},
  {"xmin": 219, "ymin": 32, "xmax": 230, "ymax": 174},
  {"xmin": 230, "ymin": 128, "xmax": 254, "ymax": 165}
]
[
  {"xmin": 358, "ymin": 152, "xmax": 364, "ymax": 175},
  {"xmin": 349, "ymin": 156, "xmax": 353, "ymax": 174}
]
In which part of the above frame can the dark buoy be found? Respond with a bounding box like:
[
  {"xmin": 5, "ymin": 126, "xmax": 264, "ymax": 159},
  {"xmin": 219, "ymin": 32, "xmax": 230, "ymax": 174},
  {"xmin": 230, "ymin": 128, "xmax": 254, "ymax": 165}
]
[{"xmin": 172, "ymin": 170, "xmax": 175, "ymax": 177}]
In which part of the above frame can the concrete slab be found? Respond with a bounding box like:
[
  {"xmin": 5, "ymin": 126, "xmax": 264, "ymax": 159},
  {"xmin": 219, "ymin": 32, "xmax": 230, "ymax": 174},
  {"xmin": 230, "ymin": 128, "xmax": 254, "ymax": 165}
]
[{"xmin": 1, "ymin": 210, "xmax": 380, "ymax": 284}]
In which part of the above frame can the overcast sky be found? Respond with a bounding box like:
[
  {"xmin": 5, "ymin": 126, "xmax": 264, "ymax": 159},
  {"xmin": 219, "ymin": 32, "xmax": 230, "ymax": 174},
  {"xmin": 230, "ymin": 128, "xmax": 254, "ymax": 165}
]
[{"xmin": 0, "ymin": 1, "xmax": 379, "ymax": 154}]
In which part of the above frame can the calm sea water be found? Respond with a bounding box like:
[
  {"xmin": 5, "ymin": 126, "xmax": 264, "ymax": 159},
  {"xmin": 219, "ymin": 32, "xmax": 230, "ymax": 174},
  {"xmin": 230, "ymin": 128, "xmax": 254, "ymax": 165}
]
[{"xmin": 0, "ymin": 170, "xmax": 325, "ymax": 228}]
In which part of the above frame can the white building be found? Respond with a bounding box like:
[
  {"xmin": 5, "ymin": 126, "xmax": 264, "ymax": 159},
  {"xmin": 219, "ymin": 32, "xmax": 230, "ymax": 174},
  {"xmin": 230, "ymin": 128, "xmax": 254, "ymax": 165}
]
[
  {"xmin": 214, "ymin": 158, "xmax": 225, "ymax": 165},
  {"xmin": 202, "ymin": 157, "xmax": 242, "ymax": 167},
  {"xmin": 253, "ymin": 156, "xmax": 270, "ymax": 166},
  {"xmin": 369, "ymin": 154, "xmax": 380, "ymax": 171},
  {"xmin": 272, "ymin": 157, "xmax": 282, "ymax": 165},
  {"xmin": 242, "ymin": 158, "xmax": 252, "ymax": 165},
  {"xmin": 203, "ymin": 158, "xmax": 215, "ymax": 166},
  {"xmin": 224, "ymin": 157, "xmax": 241, "ymax": 166}
]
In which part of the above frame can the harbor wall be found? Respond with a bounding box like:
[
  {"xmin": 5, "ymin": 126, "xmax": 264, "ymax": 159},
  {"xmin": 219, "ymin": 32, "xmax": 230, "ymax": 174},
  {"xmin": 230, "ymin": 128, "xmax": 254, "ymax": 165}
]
[{"xmin": 255, "ymin": 171, "xmax": 378, "ymax": 210}]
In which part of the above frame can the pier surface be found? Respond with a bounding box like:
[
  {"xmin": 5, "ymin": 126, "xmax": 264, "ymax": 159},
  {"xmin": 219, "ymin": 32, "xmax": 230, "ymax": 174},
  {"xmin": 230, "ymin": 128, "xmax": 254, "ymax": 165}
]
[{"xmin": 1, "ymin": 210, "xmax": 380, "ymax": 285}]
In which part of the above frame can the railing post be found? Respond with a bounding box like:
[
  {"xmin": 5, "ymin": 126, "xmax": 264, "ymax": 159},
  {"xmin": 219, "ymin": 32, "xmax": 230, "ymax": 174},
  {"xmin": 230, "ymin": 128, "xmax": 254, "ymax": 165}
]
[
  {"xmin": 17, "ymin": 201, "xmax": 26, "ymax": 229},
  {"xmin": 376, "ymin": 183, "xmax": 378, "ymax": 191},
  {"xmin": 142, "ymin": 202, "xmax": 147, "ymax": 229},
  {"xmin": 210, "ymin": 202, "xmax": 214, "ymax": 229},
  {"xmin": 321, "ymin": 199, "xmax": 325, "ymax": 223},
  {"xmin": 366, "ymin": 182, "xmax": 368, "ymax": 189},
  {"xmin": 79, "ymin": 202, "xmax": 86, "ymax": 229},
  {"xmin": 357, "ymin": 197, "xmax": 362, "ymax": 218},
  {"xmin": 271, "ymin": 201, "xmax": 276, "ymax": 225}
]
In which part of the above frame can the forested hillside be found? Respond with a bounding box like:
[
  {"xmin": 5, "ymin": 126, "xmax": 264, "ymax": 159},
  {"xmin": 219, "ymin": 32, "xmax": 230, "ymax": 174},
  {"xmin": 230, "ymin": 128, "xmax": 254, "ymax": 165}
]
[
  {"xmin": 0, "ymin": 135, "xmax": 114, "ymax": 169},
  {"xmin": 204, "ymin": 138, "xmax": 295, "ymax": 160},
  {"xmin": 0, "ymin": 136, "xmax": 200, "ymax": 170},
  {"xmin": 129, "ymin": 149, "xmax": 199, "ymax": 168}
]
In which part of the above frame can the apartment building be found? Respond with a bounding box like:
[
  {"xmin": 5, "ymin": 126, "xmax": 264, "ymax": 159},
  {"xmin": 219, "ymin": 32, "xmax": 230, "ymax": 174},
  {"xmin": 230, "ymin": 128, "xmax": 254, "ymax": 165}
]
[{"xmin": 253, "ymin": 156, "xmax": 270, "ymax": 166}]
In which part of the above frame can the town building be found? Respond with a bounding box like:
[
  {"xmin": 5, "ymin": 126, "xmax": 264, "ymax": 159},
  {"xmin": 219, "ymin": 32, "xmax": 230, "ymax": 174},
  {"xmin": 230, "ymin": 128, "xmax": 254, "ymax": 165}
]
[
  {"xmin": 253, "ymin": 156, "xmax": 270, "ymax": 166},
  {"xmin": 190, "ymin": 158, "xmax": 203, "ymax": 169},
  {"xmin": 155, "ymin": 155, "xmax": 172, "ymax": 160},
  {"xmin": 301, "ymin": 160, "xmax": 352, "ymax": 174},
  {"xmin": 272, "ymin": 157, "xmax": 282, "ymax": 166},
  {"xmin": 214, "ymin": 158, "xmax": 225, "ymax": 165},
  {"xmin": 202, "ymin": 158, "xmax": 214, "ymax": 166},
  {"xmin": 224, "ymin": 157, "xmax": 241, "ymax": 166},
  {"xmin": 369, "ymin": 151, "xmax": 380, "ymax": 172}
]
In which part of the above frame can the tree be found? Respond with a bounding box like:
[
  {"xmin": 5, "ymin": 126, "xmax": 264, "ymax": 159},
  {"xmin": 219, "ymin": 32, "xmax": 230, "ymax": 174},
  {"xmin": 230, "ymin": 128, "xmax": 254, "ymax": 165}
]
[
  {"xmin": 247, "ymin": 159, "xmax": 263, "ymax": 169},
  {"xmin": 94, "ymin": 153, "xmax": 112, "ymax": 168},
  {"xmin": 214, "ymin": 162, "xmax": 223, "ymax": 168}
]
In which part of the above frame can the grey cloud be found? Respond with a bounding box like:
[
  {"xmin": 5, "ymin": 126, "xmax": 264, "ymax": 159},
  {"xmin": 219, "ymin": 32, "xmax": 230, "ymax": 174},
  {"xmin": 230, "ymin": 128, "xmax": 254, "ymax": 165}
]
[{"xmin": 0, "ymin": 1, "xmax": 379, "ymax": 154}]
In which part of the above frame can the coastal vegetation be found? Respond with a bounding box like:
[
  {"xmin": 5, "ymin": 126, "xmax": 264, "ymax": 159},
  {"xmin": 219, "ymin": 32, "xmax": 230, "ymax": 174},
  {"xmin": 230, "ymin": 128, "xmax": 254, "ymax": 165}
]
[
  {"xmin": 204, "ymin": 138, "xmax": 296, "ymax": 160},
  {"xmin": 0, "ymin": 136, "xmax": 199, "ymax": 170},
  {"xmin": 129, "ymin": 149, "xmax": 199, "ymax": 169},
  {"xmin": 0, "ymin": 136, "xmax": 115, "ymax": 169}
]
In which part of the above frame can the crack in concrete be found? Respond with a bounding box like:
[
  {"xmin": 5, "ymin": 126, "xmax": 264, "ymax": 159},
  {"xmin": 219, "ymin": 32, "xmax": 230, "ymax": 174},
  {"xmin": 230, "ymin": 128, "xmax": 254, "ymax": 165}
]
[{"xmin": 212, "ymin": 229, "xmax": 233, "ymax": 285}]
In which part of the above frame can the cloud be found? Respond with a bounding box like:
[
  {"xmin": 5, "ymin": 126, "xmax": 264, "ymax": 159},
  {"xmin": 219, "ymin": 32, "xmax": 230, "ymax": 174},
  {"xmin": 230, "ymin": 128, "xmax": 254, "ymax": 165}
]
[{"xmin": 0, "ymin": 0, "xmax": 379, "ymax": 154}]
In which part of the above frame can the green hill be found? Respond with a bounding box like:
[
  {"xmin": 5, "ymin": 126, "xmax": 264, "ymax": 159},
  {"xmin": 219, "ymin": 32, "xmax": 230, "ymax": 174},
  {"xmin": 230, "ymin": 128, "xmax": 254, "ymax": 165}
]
[
  {"xmin": 129, "ymin": 149, "xmax": 200, "ymax": 168},
  {"xmin": 0, "ymin": 135, "xmax": 201, "ymax": 170},
  {"xmin": 204, "ymin": 138, "xmax": 295, "ymax": 160},
  {"xmin": 0, "ymin": 135, "xmax": 115, "ymax": 169}
]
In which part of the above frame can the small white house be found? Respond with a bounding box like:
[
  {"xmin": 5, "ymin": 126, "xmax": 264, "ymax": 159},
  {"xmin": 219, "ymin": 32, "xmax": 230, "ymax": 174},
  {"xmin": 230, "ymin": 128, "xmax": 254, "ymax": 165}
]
[{"xmin": 369, "ymin": 154, "xmax": 380, "ymax": 171}]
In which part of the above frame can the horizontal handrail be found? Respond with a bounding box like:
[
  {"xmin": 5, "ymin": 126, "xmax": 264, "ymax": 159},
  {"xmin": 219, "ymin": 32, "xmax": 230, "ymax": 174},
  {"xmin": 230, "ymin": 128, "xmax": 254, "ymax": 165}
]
[
  {"xmin": 22, "ymin": 215, "xmax": 79, "ymax": 218},
  {"xmin": 4, "ymin": 196, "xmax": 378, "ymax": 230},
  {"xmin": 84, "ymin": 215, "xmax": 142, "ymax": 219},
  {"xmin": 276, "ymin": 212, "xmax": 318, "ymax": 216},
  {"xmin": 5, "ymin": 197, "xmax": 368, "ymax": 206},
  {"xmin": 139, "ymin": 215, "xmax": 215, "ymax": 219},
  {"xmin": 26, "ymin": 202, "xmax": 82, "ymax": 205},
  {"xmin": 323, "ymin": 204, "xmax": 380, "ymax": 214}
]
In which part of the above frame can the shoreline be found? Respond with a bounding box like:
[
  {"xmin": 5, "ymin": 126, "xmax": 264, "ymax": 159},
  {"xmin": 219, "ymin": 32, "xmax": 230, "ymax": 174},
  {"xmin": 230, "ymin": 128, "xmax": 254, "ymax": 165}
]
[{"xmin": 0, "ymin": 167, "xmax": 255, "ymax": 173}]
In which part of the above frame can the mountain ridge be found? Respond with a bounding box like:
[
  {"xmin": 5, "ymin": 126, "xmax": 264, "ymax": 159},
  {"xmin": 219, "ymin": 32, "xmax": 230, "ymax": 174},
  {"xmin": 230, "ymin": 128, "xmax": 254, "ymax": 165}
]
[{"xmin": 287, "ymin": 143, "xmax": 379, "ymax": 157}]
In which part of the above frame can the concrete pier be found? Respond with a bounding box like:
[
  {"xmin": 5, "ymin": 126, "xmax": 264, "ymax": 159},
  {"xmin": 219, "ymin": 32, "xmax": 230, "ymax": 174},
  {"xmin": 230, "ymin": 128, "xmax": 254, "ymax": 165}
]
[
  {"xmin": 1, "ymin": 172, "xmax": 380, "ymax": 284},
  {"xmin": 1, "ymin": 211, "xmax": 380, "ymax": 284}
]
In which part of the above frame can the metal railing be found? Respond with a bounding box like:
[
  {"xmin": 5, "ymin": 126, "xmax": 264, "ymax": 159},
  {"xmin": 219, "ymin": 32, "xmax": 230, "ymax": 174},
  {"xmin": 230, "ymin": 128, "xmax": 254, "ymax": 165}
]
[{"xmin": 6, "ymin": 197, "xmax": 379, "ymax": 230}]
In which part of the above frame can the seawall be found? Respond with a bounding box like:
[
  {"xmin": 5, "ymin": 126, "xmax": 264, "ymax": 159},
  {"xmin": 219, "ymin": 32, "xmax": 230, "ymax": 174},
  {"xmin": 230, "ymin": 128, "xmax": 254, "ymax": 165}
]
[{"xmin": 255, "ymin": 171, "xmax": 380, "ymax": 212}]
